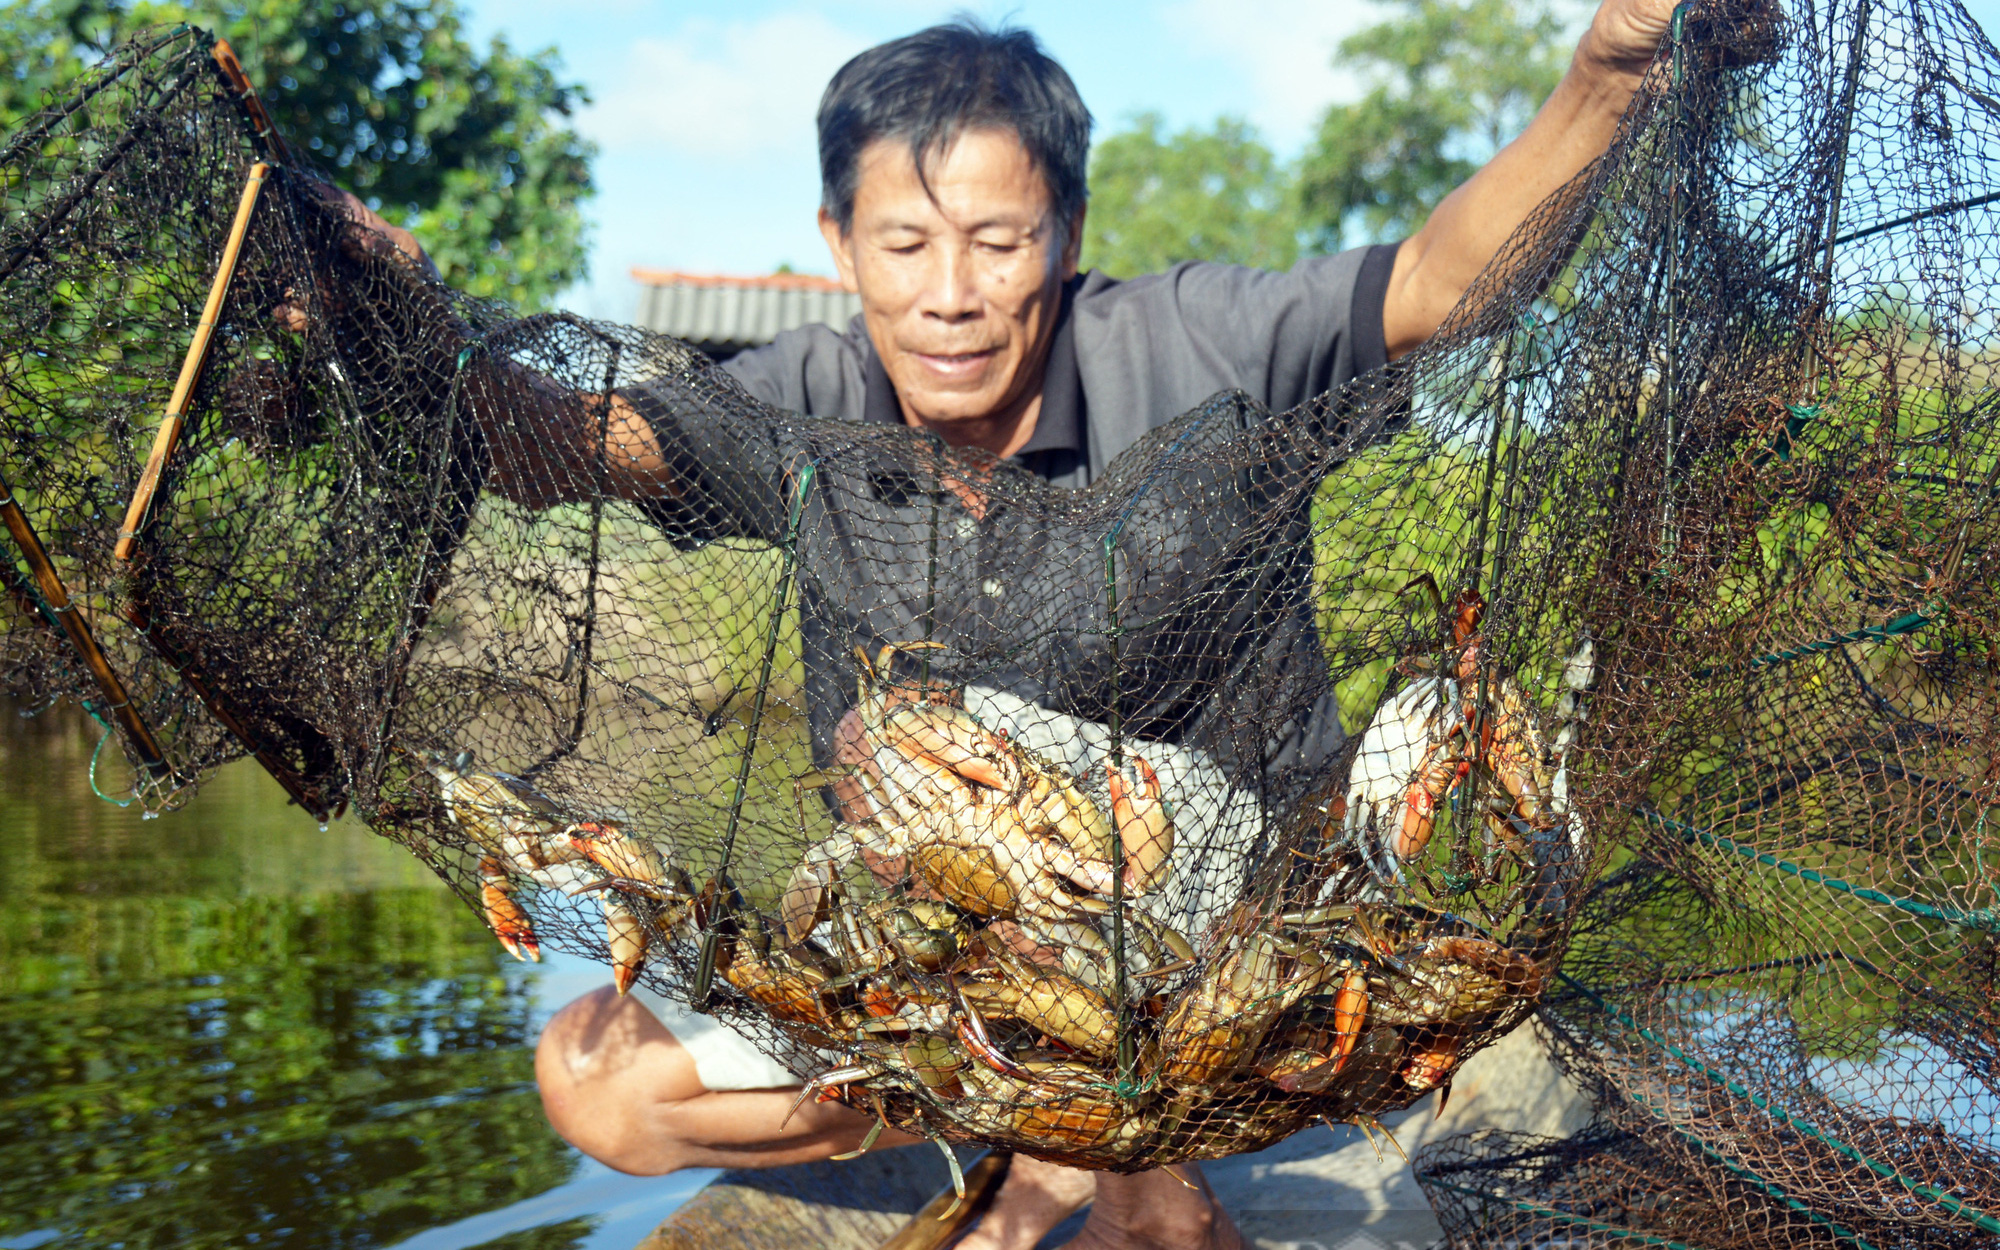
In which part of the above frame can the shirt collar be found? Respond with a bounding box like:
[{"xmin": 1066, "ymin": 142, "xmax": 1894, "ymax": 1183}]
[{"xmin": 860, "ymin": 276, "xmax": 1086, "ymax": 469}]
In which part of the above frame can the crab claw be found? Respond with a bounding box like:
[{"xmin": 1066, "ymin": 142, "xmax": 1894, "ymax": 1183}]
[
  {"xmin": 604, "ymin": 899, "xmax": 649, "ymax": 995},
  {"xmin": 567, "ymin": 821, "xmax": 665, "ymax": 890},
  {"xmin": 1023, "ymin": 831, "xmax": 1118, "ymax": 900},
  {"xmin": 1395, "ymin": 757, "xmax": 1466, "ymax": 863},
  {"xmin": 781, "ymin": 853, "xmax": 839, "ymax": 944},
  {"xmin": 1329, "ymin": 970, "xmax": 1368, "ymax": 1074},
  {"xmin": 882, "ymin": 702, "xmax": 1014, "ymax": 790},
  {"xmin": 1401, "ymin": 1029, "xmax": 1462, "ymax": 1091},
  {"xmin": 1107, "ymin": 755, "xmax": 1174, "ymax": 893},
  {"xmin": 479, "ymin": 856, "xmax": 540, "ymax": 962},
  {"xmin": 1396, "ymin": 781, "xmax": 1440, "ymax": 862}
]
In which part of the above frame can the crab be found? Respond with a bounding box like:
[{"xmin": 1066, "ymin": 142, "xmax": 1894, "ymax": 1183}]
[
  {"xmin": 1342, "ymin": 582, "xmax": 1593, "ymax": 881},
  {"xmin": 421, "ymin": 748, "xmax": 678, "ymax": 993},
  {"xmin": 781, "ymin": 643, "xmax": 1175, "ymax": 939}
]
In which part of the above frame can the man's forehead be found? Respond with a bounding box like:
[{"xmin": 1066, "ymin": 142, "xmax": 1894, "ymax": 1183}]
[{"xmin": 851, "ymin": 127, "xmax": 1054, "ymax": 223}]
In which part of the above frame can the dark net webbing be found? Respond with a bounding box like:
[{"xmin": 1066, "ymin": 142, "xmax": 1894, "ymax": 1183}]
[{"xmin": 1, "ymin": 1, "xmax": 1996, "ymax": 1230}]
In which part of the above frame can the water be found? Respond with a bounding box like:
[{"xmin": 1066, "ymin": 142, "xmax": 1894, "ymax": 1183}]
[{"xmin": 0, "ymin": 703, "xmax": 714, "ymax": 1250}]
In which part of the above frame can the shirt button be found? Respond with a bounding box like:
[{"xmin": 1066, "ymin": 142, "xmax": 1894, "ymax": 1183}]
[
  {"xmin": 981, "ymin": 577, "xmax": 1004, "ymax": 599},
  {"xmin": 956, "ymin": 517, "xmax": 978, "ymax": 540}
]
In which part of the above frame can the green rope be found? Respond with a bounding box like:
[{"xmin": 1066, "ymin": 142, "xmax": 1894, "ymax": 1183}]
[
  {"xmin": 1636, "ymin": 807, "xmax": 2000, "ymax": 932},
  {"xmin": 88, "ymin": 718, "xmax": 136, "ymax": 807},
  {"xmin": 1692, "ymin": 610, "xmax": 1930, "ymax": 678},
  {"xmin": 1615, "ymin": 1078, "xmax": 1882, "ymax": 1248},
  {"xmin": 1559, "ymin": 973, "xmax": 2000, "ymax": 1236},
  {"xmin": 698, "ymin": 460, "xmax": 815, "ymax": 1006},
  {"xmin": 2, "ymin": 555, "xmax": 138, "ymax": 807},
  {"xmin": 1755, "ymin": 402, "xmax": 1821, "ymax": 465},
  {"xmin": 1423, "ymin": 1177, "xmax": 1715, "ymax": 1249}
]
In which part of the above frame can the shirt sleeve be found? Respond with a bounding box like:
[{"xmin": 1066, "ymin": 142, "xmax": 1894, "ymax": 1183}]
[
  {"xmin": 1070, "ymin": 243, "xmax": 1399, "ymax": 468},
  {"xmin": 719, "ymin": 318, "xmax": 870, "ymax": 418},
  {"xmin": 618, "ymin": 363, "xmax": 794, "ymax": 549},
  {"xmin": 625, "ymin": 319, "xmax": 871, "ymax": 548}
]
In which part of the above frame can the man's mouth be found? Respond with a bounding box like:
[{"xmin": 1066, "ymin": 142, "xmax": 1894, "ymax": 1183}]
[{"xmin": 909, "ymin": 348, "xmax": 1000, "ymax": 380}]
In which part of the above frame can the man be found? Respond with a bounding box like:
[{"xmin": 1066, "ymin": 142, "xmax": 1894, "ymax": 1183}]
[{"xmin": 332, "ymin": 4, "xmax": 1676, "ymax": 1245}]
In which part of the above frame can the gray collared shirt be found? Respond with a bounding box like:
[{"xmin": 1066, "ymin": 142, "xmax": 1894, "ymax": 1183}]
[
  {"xmin": 720, "ymin": 246, "xmax": 1398, "ymax": 487},
  {"xmin": 630, "ymin": 246, "xmax": 1398, "ymax": 784}
]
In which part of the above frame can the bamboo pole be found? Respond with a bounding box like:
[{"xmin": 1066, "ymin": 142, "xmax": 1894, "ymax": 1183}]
[
  {"xmin": 877, "ymin": 1153, "xmax": 1010, "ymax": 1250},
  {"xmin": 209, "ymin": 39, "xmax": 287, "ymax": 163},
  {"xmin": 0, "ymin": 468, "xmax": 171, "ymax": 779},
  {"xmin": 113, "ymin": 158, "xmax": 268, "ymax": 563}
]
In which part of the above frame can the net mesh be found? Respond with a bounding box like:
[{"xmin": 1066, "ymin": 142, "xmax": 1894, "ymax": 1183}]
[{"xmin": 1, "ymin": 0, "xmax": 1996, "ymax": 1225}]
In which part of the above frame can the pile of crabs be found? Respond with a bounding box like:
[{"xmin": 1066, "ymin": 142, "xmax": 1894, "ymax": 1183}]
[{"xmin": 417, "ymin": 591, "xmax": 1583, "ymax": 1172}]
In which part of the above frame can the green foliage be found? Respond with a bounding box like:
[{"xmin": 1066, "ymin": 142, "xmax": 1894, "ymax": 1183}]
[
  {"xmin": 1082, "ymin": 113, "xmax": 1302, "ymax": 278},
  {"xmin": 1299, "ymin": 0, "xmax": 1571, "ymax": 249},
  {"xmin": 0, "ymin": 0, "xmax": 595, "ymax": 309}
]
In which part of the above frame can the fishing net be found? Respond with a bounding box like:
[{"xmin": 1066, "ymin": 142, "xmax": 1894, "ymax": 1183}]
[
  {"xmin": 0, "ymin": 0, "xmax": 1994, "ymax": 1226},
  {"xmin": 1399, "ymin": 0, "xmax": 2000, "ymax": 1243}
]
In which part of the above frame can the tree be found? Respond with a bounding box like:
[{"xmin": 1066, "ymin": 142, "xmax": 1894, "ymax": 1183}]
[
  {"xmin": 0, "ymin": 0, "xmax": 595, "ymax": 309},
  {"xmin": 1082, "ymin": 113, "xmax": 1302, "ymax": 278},
  {"xmin": 1298, "ymin": 0, "xmax": 1570, "ymax": 251}
]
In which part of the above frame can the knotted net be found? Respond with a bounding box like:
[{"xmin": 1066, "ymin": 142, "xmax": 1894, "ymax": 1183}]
[
  {"xmin": 0, "ymin": 2, "xmax": 1994, "ymax": 1229},
  {"xmin": 1403, "ymin": 0, "xmax": 2000, "ymax": 1243}
]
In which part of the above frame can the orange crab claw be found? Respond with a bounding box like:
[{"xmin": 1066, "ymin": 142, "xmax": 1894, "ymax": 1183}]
[
  {"xmin": 478, "ymin": 856, "xmax": 540, "ymax": 962},
  {"xmin": 1107, "ymin": 755, "xmax": 1174, "ymax": 893},
  {"xmin": 882, "ymin": 702, "xmax": 1013, "ymax": 790},
  {"xmin": 568, "ymin": 821, "xmax": 664, "ymax": 890},
  {"xmin": 1402, "ymin": 1030, "xmax": 1462, "ymax": 1091},
  {"xmin": 1394, "ymin": 758, "xmax": 1466, "ymax": 862},
  {"xmin": 1396, "ymin": 782, "xmax": 1440, "ymax": 862},
  {"xmin": 1329, "ymin": 970, "xmax": 1369, "ymax": 1075}
]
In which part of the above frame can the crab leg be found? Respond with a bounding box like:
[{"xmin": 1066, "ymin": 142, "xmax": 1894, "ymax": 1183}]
[
  {"xmin": 953, "ymin": 988, "xmax": 1032, "ymax": 1076},
  {"xmin": 781, "ymin": 1060, "xmax": 881, "ymax": 1129},
  {"xmin": 829, "ymin": 1100, "xmax": 888, "ymax": 1161},
  {"xmin": 934, "ymin": 1138, "xmax": 967, "ymax": 1221}
]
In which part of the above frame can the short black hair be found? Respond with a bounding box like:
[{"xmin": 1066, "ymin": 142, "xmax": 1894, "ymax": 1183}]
[{"xmin": 817, "ymin": 18, "xmax": 1092, "ymax": 235}]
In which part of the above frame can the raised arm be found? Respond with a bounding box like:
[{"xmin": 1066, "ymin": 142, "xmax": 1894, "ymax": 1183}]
[
  {"xmin": 1381, "ymin": 0, "xmax": 1679, "ymax": 359},
  {"xmin": 277, "ymin": 185, "xmax": 673, "ymax": 509},
  {"xmin": 457, "ymin": 365, "xmax": 673, "ymax": 511}
]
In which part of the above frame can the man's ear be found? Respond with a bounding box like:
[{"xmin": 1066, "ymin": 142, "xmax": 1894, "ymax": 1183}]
[
  {"xmin": 1060, "ymin": 206, "xmax": 1085, "ymax": 279},
  {"xmin": 819, "ymin": 207, "xmax": 860, "ymax": 293}
]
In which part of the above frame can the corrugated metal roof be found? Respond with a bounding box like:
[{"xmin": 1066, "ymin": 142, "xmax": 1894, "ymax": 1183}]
[{"xmin": 631, "ymin": 268, "xmax": 864, "ymax": 355}]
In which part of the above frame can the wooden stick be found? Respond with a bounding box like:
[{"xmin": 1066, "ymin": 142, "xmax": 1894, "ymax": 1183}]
[
  {"xmin": 113, "ymin": 158, "xmax": 268, "ymax": 563},
  {"xmin": 0, "ymin": 468, "xmax": 172, "ymax": 779},
  {"xmin": 878, "ymin": 1152, "xmax": 1011, "ymax": 1250},
  {"xmin": 210, "ymin": 39, "xmax": 287, "ymax": 163}
]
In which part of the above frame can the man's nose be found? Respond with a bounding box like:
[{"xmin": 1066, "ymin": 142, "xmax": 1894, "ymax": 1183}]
[{"xmin": 918, "ymin": 246, "xmax": 981, "ymax": 323}]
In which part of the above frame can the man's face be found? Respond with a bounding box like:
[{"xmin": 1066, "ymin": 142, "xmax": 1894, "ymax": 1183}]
[{"xmin": 820, "ymin": 127, "xmax": 1081, "ymax": 448}]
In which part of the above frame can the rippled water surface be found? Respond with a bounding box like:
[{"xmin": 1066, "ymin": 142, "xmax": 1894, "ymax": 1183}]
[{"xmin": 0, "ymin": 704, "xmax": 710, "ymax": 1249}]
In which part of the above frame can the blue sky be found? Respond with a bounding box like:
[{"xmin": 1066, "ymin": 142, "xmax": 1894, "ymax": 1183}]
[{"xmin": 458, "ymin": 0, "xmax": 2000, "ymax": 319}]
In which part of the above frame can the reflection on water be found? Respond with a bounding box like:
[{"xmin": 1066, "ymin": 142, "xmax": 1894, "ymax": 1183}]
[{"xmin": 0, "ymin": 703, "xmax": 707, "ymax": 1249}]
